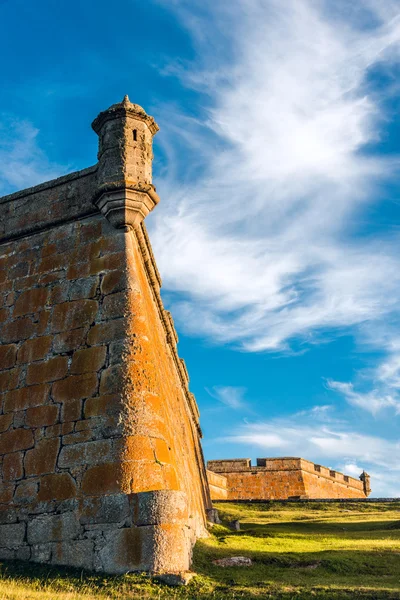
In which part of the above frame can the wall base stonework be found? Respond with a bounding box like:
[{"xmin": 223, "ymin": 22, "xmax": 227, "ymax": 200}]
[
  {"xmin": 0, "ymin": 491, "xmax": 196, "ymax": 573},
  {"xmin": 207, "ymin": 458, "xmax": 370, "ymax": 501}
]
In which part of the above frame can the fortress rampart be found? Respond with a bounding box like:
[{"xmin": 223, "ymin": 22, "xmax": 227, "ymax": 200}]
[
  {"xmin": 0, "ymin": 97, "xmax": 211, "ymax": 574},
  {"xmin": 207, "ymin": 458, "xmax": 371, "ymax": 500}
]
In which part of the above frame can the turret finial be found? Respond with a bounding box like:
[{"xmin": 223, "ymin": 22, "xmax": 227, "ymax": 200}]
[{"xmin": 122, "ymin": 94, "xmax": 130, "ymax": 105}]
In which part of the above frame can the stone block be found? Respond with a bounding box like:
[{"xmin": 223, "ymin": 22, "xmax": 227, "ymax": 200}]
[
  {"xmin": 69, "ymin": 277, "xmax": 98, "ymax": 300},
  {"xmin": 3, "ymin": 451, "xmax": 24, "ymax": 481},
  {"xmin": 53, "ymin": 328, "xmax": 88, "ymax": 353},
  {"xmin": 16, "ymin": 546, "xmax": 31, "ymax": 560},
  {"xmin": 14, "ymin": 287, "xmax": 48, "ymax": 317},
  {"xmin": 17, "ymin": 336, "xmax": 52, "ymax": 364},
  {"xmin": 24, "ymin": 437, "xmax": 60, "ymax": 476},
  {"xmin": 98, "ymin": 527, "xmax": 146, "ymax": 573},
  {"xmin": 51, "ymin": 299, "xmax": 98, "ymax": 333},
  {"xmin": 70, "ymin": 346, "xmax": 107, "ymax": 374},
  {"xmin": 25, "ymin": 404, "xmax": 59, "ymax": 428},
  {"xmin": 38, "ymin": 473, "xmax": 77, "ymax": 502},
  {"xmin": 3, "ymin": 384, "xmax": 50, "ymax": 412},
  {"xmin": 99, "ymin": 365, "xmax": 124, "ymax": 395},
  {"xmin": 0, "ymin": 318, "xmax": 36, "ymax": 342},
  {"xmin": 0, "ymin": 367, "xmax": 20, "ymax": 392},
  {"xmin": 100, "ymin": 292, "xmax": 126, "ymax": 320},
  {"xmin": 31, "ymin": 544, "xmax": 52, "ymax": 563},
  {"xmin": 14, "ymin": 480, "xmax": 38, "ymax": 504},
  {"xmin": 80, "ymin": 494, "xmax": 130, "ymax": 525},
  {"xmin": 0, "ymin": 344, "xmax": 17, "ymax": 369},
  {"xmin": 28, "ymin": 512, "xmax": 79, "ymax": 544},
  {"xmin": 81, "ymin": 462, "xmax": 126, "ymax": 496},
  {"xmin": 0, "ymin": 413, "xmax": 13, "ymax": 433},
  {"xmin": 52, "ymin": 373, "xmax": 98, "ymax": 403},
  {"xmin": 26, "ymin": 356, "xmax": 69, "ymax": 385},
  {"xmin": 100, "ymin": 270, "xmax": 126, "ymax": 295},
  {"xmin": 135, "ymin": 490, "xmax": 188, "ymax": 526},
  {"xmin": 52, "ymin": 540, "xmax": 94, "ymax": 570},
  {"xmin": 58, "ymin": 439, "xmax": 113, "ymax": 469},
  {"xmin": 0, "ymin": 523, "xmax": 26, "ymax": 548},
  {"xmin": 0, "ymin": 428, "xmax": 34, "ymax": 454},
  {"xmin": 61, "ymin": 398, "xmax": 82, "ymax": 423},
  {"xmin": 84, "ymin": 394, "xmax": 121, "ymax": 418},
  {"xmin": 87, "ymin": 319, "xmax": 125, "ymax": 345}
]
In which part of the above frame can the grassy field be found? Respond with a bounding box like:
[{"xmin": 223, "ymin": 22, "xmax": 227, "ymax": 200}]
[{"xmin": 0, "ymin": 501, "xmax": 399, "ymax": 599}]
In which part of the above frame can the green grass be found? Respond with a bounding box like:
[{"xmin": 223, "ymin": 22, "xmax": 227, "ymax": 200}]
[{"xmin": 1, "ymin": 501, "xmax": 400, "ymax": 599}]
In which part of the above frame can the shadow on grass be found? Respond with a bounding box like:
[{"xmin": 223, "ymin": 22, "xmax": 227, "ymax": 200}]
[
  {"xmin": 235, "ymin": 519, "xmax": 400, "ymax": 538},
  {"xmin": 1, "ymin": 556, "xmax": 400, "ymax": 600}
]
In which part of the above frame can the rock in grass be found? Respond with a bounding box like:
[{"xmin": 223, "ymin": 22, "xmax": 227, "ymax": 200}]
[
  {"xmin": 213, "ymin": 556, "xmax": 252, "ymax": 567},
  {"xmin": 229, "ymin": 519, "xmax": 241, "ymax": 531},
  {"xmin": 154, "ymin": 572, "xmax": 195, "ymax": 586}
]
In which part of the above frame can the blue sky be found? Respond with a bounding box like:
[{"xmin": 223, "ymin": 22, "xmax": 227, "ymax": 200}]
[{"xmin": 1, "ymin": 0, "xmax": 400, "ymax": 496}]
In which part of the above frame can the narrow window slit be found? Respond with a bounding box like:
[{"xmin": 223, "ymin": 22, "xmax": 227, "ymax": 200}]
[{"xmin": 133, "ymin": 129, "xmax": 137, "ymax": 141}]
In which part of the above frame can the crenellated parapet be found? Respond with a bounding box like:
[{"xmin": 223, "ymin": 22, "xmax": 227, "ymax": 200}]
[{"xmin": 207, "ymin": 458, "xmax": 370, "ymax": 500}]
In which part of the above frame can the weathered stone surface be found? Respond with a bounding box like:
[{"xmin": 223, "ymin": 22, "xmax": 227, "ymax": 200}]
[
  {"xmin": 14, "ymin": 480, "xmax": 38, "ymax": 504},
  {"xmin": 0, "ymin": 523, "xmax": 25, "ymax": 548},
  {"xmin": 3, "ymin": 452, "xmax": 23, "ymax": 481},
  {"xmin": 0, "ymin": 96, "xmax": 209, "ymax": 577},
  {"xmin": 52, "ymin": 373, "xmax": 98, "ymax": 403},
  {"xmin": 14, "ymin": 288, "xmax": 48, "ymax": 317},
  {"xmin": 3, "ymin": 384, "xmax": 50, "ymax": 412},
  {"xmin": 24, "ymin": 437, "xmax": 60, "ymax": 476},
  {"xmin": 135, "ymin": 490, "xmax": 188, "ymax": 526},
  {"xmin": 38, "ymin": 473, "xmax": 77, "ymax": 502},
  {"xmin": 0, "ymin": 413, "xmax": 13, "ymax": 433},
  {"xmin": 25, "ymin": 404, "xmax": 59, "ymax": 428},
  {"xmin": 79, "ymin": 494, "xmax": 130, "ymax": 525},
  {"xmin": 27, "ymin": 513, "xmax": 79, "ymax": 544},
  {"xmin": 51, "ymin": 300, "xmax": 98, "ymax": 333},
  {"xmin": 26, "ymin": 356, "xmax": 69, "ymax": 385},
  {"xmin": 0, "ymin": 344, "xmax": 17, "ymax": 369},
  {"xmin": 17, "ymin": 336, "xmax": 52, "ymax": 364},
  {"xmin": 70, "ymin": 346, "xmax": 107, "ymax": 374},
  {"xmin": 52, "ymin": 540, "xmax": 94, "ymax": 570},
  {"xmin": 58, "ymin": 439, "xmax": 113, "ymax": 469},
  {"xmin": 0, "ymin": 428, "xmax": 34, "ymax": 454}
]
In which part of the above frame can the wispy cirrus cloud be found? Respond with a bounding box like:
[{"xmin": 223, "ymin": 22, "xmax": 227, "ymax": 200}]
[
  {"xmin": 150, "ymin": 0, "xmax": 400, "ymax": 356},
  {"xmin": 0, "ymin": 116, "xmax": 66, "ymax": 195},
  {"xmin": 326, "ymin": 378, "xmax": 400, "ymax": 415},
  {"xmin": 205, "ymin": 385, "xmax": 247, "ymax": 410}
]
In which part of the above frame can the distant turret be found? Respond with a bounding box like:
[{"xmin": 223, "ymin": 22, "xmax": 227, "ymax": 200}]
[{"xmin": 360, "ymin": 471, "xmax": 371, "ymax": 497}]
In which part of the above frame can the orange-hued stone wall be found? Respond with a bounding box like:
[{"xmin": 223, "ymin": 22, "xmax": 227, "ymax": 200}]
[
  {"xmin": 207, "ymin": 458, "xmax": 369, "ymax": 501},
  {"xmin": 0, "ymin": 97, "xmax": 211, "ymax": 574},
  {"xmin": 206, "ymin": 470, "xmax": 228, "ymax": 500}
]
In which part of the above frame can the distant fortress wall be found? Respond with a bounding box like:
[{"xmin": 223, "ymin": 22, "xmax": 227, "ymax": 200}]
[
  {"xmin": 207, "ymin": 458, "xmax": 370, "ymax": 501},
  {"xmin": 206, "ymin": 469, "xmax": 228, "ymax": 500}
]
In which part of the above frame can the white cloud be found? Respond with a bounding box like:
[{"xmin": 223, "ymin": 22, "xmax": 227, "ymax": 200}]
[
  {"xmin": 0, "ymin": 116, "xmax": 66, "ymax": 195},
  {"xmin": 326, "ymin": 378, "xmax": 400, "ymax": 414},
  {"xmin": 149, "ymin": 0, "xmax": 400, "ymax": 356},
  {"xmin": 205, "ymin": 385, "xmax": 247, "ymax": 410}
]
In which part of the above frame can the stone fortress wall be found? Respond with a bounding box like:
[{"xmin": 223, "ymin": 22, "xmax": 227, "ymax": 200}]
[
  {"xmin": 0, "ymin": 97, "xmax": 211, "ymax": 574},
  {"xmin": 207, "ymin": 458, "xmax": 371, "ymax": 501}
]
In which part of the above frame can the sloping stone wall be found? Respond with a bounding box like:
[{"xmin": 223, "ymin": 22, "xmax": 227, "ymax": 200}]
[{"xmin": 0, "ymin": 98, "xmax": 210, "ymax": 573}]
